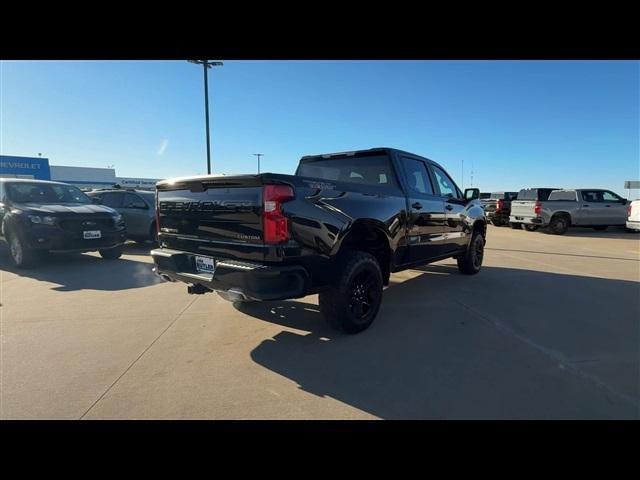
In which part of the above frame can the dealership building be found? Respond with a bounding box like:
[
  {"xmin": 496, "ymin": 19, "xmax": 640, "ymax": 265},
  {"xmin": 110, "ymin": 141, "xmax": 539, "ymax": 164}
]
[{"xmin": 0, "ymin": 155, "xmax": 162, "ymax": 190}]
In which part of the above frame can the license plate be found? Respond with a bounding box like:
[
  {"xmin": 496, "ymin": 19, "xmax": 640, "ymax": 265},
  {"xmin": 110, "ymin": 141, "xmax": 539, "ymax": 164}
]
[
  {"xmin": 195, "ymin": 255, "xmax": 215, "ymax": 274},
  {"xmin": 83, "ymin": 230, "xmax": 102, "ymax": 239}
]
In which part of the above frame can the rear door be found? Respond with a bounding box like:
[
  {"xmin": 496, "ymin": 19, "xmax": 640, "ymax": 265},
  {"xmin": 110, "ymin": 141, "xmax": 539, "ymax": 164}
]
[
  {"xmin": 429, "ymin": 163, "xmax": 467, "ymax": 252},
  {"xmin": 397, "ymin": 156, "xmax": 447, "ymax": 263},
  {"xmin": 578, "ymin": 190, "xmax": 603, "ymax": 225}
]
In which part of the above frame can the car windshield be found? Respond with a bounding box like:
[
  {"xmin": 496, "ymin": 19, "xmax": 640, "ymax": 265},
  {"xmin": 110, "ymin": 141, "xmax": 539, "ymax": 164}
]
[{"xmin": 6, "ymin": 182, "xmax": 92, "ymax": 204}]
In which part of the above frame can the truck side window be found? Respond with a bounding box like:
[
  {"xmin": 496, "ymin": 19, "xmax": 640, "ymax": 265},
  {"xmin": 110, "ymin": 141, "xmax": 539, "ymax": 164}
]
[
  {"xmin": 401, "ymin": 158, "xmax": 434, "ymax": 195},
  {"xmin": 101, "ymin": 192, "xmax": 124, "ymax": 208},
  {"xmin": 431, "ymin": 165, "xmax": 460, "ymax": 199},
  {"xmin": 581, "ymin": 191, "xmax": 602, "ymax": 203},
  {"xmin": 602, "ymin": 191, "xmax": 623, "ymax": 203},
  {"xmin": 124, "ymin": 193, "xmax": 147, "ymax": 209}
]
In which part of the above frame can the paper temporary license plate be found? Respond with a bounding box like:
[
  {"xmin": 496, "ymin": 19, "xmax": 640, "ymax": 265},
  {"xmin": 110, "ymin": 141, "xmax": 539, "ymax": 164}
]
[
  {"xmin": 83, "ymin": 230, "xmax": 102, "ymax": 239},
  {"xmin": 195, "ymin": 255, "xmax": 215, "ymax": 274}
]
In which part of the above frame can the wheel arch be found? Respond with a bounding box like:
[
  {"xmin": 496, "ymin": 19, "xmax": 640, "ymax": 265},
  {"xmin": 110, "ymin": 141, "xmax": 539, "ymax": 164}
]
[
  {"xmin": 550, "ymin": 210, "xmax": 573, "ymax": 225},
  {"xmin": 335, "ymin": 219, "xmax": 393, "ymax": 285}
]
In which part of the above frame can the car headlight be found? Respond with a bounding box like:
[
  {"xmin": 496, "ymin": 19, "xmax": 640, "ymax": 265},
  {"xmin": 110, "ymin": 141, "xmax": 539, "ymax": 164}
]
[
  {"xmin": 113, "ymin": 213, "xmax": 124, "ymax": 224},
  {"xmin": 29, "ymin": 215, "xmax": 57, "ymax": 226}
]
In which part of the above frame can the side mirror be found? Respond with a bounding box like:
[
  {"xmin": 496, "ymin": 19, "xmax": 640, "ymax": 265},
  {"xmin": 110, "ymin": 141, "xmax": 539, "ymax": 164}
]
[
  {"xmin": 91, "ymin": 197, "xmax": 102, "ymax": 204},
  {"xmin": 464, "ymin": 188, "xmax": 480, "ymax": 201}
]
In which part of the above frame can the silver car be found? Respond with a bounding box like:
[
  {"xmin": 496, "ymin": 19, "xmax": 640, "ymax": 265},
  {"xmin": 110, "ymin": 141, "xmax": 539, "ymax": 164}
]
[{"xmin": 87, "ymin": 189, "xmax": 157, "ymax": 243}]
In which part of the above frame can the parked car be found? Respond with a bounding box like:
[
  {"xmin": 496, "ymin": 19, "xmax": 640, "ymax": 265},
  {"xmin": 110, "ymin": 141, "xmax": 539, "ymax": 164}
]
[
  {"xmin": 86, "ymin": 188, "xmax": 157, "ymax": 243},
  {"xmin": 509, "ymin": 187, "xmax": 562, "ymax": 231},
  {"xmin": 512, "ymin": 188, "xmax": 628, "ymax": 235},
  {"xmin": 482, "ymin": 191, "xmax": 518, "ymax": 226},
  {"xmin": 626, "ymin": 199, "xmax": 640, "ymax": 232},
  {"xmin": 151, "ymin": 147, "xmax": 487, "ymax": 334},
  {"xmin": 0, "ymin": 179, "xmax": 127, "ymax": 268}
]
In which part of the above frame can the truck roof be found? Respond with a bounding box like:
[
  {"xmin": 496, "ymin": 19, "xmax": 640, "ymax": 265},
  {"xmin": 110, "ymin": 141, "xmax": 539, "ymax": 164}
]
[{"xmin": 300, "ymin": 147, "xmax": 447, "ymax": 170}]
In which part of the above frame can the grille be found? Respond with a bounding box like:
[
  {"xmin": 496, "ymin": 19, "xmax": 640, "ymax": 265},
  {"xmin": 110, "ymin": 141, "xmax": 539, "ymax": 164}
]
[{"xmin": 59, "ymin": 218, "xmax": 115, "ymax": 232}]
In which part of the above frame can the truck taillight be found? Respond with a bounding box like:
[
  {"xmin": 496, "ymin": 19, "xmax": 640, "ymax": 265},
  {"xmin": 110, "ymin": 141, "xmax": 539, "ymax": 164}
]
[
  {"xmin": 628, "ymin": 204, "xmax": 632, "ymax": 217},
  {"xmin": 263, "ymin": 184, "xmax": 294, "ymax": 244},
  {"xmin": 534, "ymin": 201, "xmax": 542, "ymax": 215},
  {"xmin": 496, "ymin": 199, "xmax": 504, "ymax": 212}
]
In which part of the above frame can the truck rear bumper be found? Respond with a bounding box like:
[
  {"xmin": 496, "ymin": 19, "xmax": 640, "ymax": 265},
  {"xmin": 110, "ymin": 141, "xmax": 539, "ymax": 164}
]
[
  {"xmin": 151, "ymin": 248, "xmax": 310, "ymax": 301},
  {"xmin": 509, "ymin": 215, "xmax": 545, "ymax": 225},
  {"xmin": 626, "ymin": 220, "xmax": 640, "ymax": 231}
]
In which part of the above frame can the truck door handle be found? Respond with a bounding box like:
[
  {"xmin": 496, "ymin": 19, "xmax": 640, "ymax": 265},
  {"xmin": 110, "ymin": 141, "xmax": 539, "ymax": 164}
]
[
  {"xmin": 412, "ymin": 202, "xmax": 423, "ymax": 210},
  {"xmin": 583, "ymin": 205, "xmax": 589, "ymax": 207},
  {"xmin": 445, "ymin": 205, "xmax": 453, "ymax": 211}
]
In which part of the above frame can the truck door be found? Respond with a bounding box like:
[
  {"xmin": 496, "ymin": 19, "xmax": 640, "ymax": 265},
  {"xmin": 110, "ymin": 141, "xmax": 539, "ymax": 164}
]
[
  {"xmin": 579, "ymin": 190, "xmax": 604, "ymax": 225},
  {"xmin": 601, "ymin": 191, "xmax": 628, "ymax": 225},
  {"xmin": 429, "ymin": 164, "xmax": 467, "ymax": 252},
  {"xmin": 398, "ymin": 156, "xmax": 447, "ymax": 263}
]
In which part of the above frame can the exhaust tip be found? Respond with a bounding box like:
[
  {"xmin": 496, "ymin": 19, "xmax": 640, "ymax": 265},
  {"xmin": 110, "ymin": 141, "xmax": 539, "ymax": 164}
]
[{"xmin": 217, "ymin": 289, "xmax": 250, "ymax": 302}]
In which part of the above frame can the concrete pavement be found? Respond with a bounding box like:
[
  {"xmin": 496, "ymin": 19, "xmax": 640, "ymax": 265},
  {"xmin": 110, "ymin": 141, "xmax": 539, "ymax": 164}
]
[{"xmin": 1, "ymin": 225, "xmax": 639, "ymax": 419}]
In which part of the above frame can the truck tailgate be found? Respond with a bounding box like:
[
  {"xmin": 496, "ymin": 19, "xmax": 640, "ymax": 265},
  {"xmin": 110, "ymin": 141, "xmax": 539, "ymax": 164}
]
[
  {"xmin": 157, "ymin": 176, "xmax": 266, "ymax": 261},
  {"xmin": 510, "ymin": 200, "xmax": 537, "ymax": 218}
]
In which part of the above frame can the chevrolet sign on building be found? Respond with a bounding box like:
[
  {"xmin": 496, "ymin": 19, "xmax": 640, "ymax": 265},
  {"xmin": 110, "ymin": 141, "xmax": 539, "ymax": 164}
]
[{"xmin": 0, "ymin": 155, "xmax": 52, "ymax": 180}]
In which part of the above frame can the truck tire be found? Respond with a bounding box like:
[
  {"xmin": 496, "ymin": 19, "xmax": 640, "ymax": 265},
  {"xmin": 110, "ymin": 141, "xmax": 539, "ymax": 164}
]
[
  {"xmin": 548, "ymin": 215, "xmax": 569, "ymax": 235},
  {"xmin": 510, "ymin": 222, "xmax": 522, "ymax": 229},
  {"xmin": 491, "ymin": 217, "xmax": 503, "ymax": 227},
  {"xmin": 99, "ymin": 244, "xmax": 124, "ymax": 259},
  {"xmin": 318, "ymin": 251, "xmax": 383, "ymax": 334},
  {"xmin": 6, "ymin": 229, "xmax": 37, "ymax": 269},
  {"xmin": 592, "ymin": 226, "xmax": 607, "ymax": 231},
  {"xmin": 457, "ymin": 231, "xmax": 485, "ymax": 275},
  {"xmin": 523, "ymin": 225, "xmax": 538, "ymax": 232}
]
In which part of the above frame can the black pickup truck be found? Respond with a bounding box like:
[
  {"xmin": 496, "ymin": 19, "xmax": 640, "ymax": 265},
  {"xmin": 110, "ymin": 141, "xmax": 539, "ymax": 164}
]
[
  {"xmin": 151, "ymin": 148, "xmax": 487, "ymax": 333},
  {"xmin": 482, "ymin": 191, "xmax": 519, "ymax": 227}
]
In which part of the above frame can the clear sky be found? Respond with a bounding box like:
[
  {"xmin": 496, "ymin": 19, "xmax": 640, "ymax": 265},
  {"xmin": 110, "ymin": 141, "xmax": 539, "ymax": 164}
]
[{"xmin": 1, "ymin": 60, "xmax": 638, "ymax": 196}]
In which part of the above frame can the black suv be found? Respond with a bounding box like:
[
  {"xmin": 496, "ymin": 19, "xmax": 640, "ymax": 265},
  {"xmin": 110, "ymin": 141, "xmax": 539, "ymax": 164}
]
[{"xmin": 0, "ymin": 179, "xmax": 127, "ymax": 268}]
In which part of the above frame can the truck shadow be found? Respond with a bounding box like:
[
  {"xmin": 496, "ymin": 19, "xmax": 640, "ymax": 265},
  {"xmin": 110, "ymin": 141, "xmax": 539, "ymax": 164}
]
[
  {"xmin": 243, "ymin": 265, "xmax": 640, "ymax": 419},
  {"xmin": 0, "ymin": 243, "xmax": 162, "ymax": 291}
]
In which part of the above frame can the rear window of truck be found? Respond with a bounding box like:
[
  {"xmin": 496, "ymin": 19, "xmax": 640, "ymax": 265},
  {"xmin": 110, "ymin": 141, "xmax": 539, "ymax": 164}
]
[
  {"xmin": 548, "ymin": 190, "xmax": 577, "ymax": 201},
  {"xmin": 296, "ymin": 155, "xmax": 399, "ymax": 188},
  {"xmin": 517, "ymin": 188, "xmax": 558, "ymax": 201},
  {"xmin": 490, "ymin": 192, "xmax": 517, "ymax": 200}
]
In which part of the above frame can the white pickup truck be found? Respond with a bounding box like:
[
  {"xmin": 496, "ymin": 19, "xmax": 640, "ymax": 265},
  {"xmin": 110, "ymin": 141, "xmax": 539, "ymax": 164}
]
[
  {"xmin": 509, "ymin": 187, "xmax": 560, "ymax": 231},
  {"xmin": 509, "ymin": 188, "xmax": 629, "ymax": 235},
  {"xmin": 627, "ymin": 199, "xmax": 640, "ymax": 232}
]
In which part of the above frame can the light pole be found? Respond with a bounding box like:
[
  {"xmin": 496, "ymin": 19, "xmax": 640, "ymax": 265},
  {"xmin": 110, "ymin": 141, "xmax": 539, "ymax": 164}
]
[
  {"xmin": 253, "ymin": 153, "xmax": 264, "ymax": 174},
  {"xmin": 188, "ymin": 60, "xmax": 223, "ymax": 175}
]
